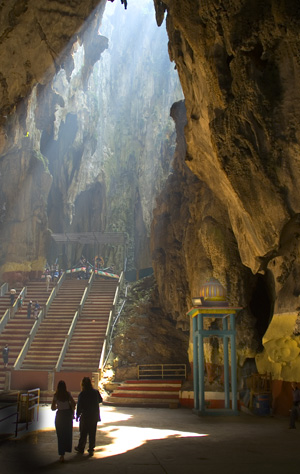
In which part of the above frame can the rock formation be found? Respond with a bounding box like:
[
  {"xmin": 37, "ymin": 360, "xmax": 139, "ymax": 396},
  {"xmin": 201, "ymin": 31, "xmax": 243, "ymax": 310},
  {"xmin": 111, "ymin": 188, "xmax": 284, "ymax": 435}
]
[
  {"xmin": 152, "ymin": 0, "xmax": 300, "ymax": 382},
  {"xmin": 1, "ymin": 0, "xmax": 300, "ymax": 386},
  {"xmin": 0, "ymin": 0, "xmax": 107, "ymax": 277},
  {"xmin": 111, "ymin": 275, "xmax": 189, "ymax": 381}
]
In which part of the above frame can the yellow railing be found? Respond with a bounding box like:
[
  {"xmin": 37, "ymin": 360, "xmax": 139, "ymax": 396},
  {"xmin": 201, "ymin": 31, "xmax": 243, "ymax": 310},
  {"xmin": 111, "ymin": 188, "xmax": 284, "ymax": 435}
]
[
  {"xmin": 138, "ymin": 364, "xmax": 186, "ymax": 380},
  {"xmin": 17, "ymin": 388, "xmax": 40, "ymax": 430}
]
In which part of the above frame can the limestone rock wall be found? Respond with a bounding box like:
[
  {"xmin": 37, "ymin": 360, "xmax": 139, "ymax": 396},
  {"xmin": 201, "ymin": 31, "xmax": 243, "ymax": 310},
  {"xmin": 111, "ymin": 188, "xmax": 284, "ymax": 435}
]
[
  {"xmin": 154, "ymin": 0, "xmax": 300, "ymax": 310},
  {"xmin": 0, "ymin": 0, "xmax": 102, "ymax": 148},
  {"xmin": 152, "ymin": 0, "xmax": 300, "ymax": 380},
  {"xmin": 151, "ymin": 100, "xmax": 260, "ymax": 369},
  {"xmin": 0, "ymin": 0, "xmax": 107, "ymax": 277}
]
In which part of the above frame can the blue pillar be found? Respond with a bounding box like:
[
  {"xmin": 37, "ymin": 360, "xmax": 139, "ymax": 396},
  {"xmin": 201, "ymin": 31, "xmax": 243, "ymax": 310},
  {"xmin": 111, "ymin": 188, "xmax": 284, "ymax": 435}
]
[
  {"xmin": 230, "ymin": 313, "xmax": 238, "ymax": 413},
  {"xmin": 198, "ymin": 314, "xmax": 205, "ymax": 413},
  {"xmin": 223, "ymin": 317, "xmax": 230, "ymax": 409},
  {"xmin": 193, "ymin": 316, "xmax": 199, "ymax": 410}
]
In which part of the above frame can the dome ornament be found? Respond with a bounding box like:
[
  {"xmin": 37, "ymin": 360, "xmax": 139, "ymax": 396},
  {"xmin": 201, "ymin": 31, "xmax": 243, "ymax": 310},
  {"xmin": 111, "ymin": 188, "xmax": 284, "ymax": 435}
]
[{"xmin": 192, "ymin": 277, "xmax": 228, "ymax": 307}]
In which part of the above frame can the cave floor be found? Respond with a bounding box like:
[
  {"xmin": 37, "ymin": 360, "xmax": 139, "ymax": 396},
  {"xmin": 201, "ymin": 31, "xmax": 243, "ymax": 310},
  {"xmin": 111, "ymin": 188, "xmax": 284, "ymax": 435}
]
[{"xmin": 1, "ymin": 405, "xmax": 298, "ymax": 474}]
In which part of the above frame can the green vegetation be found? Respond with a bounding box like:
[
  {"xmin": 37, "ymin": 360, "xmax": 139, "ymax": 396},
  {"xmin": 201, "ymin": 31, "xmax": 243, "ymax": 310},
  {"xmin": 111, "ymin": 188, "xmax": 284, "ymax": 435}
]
[{"xmin": 33, "ymin": 149, "xmax": 49, "ymax": 172}]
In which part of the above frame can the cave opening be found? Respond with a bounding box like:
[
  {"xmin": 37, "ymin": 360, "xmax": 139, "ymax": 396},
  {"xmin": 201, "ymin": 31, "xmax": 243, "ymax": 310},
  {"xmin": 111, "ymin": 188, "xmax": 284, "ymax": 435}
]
[
  {"xmin": 41, "ymin": 0, "xmax": 183, "ymax": 274},
  {"xmin": 249, "ymin": 271, "xmax": 274, "ymax": 349}
]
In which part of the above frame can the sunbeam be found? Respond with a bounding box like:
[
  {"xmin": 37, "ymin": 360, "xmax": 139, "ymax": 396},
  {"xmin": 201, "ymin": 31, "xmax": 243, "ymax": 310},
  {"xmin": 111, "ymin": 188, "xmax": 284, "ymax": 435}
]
[{"xmin": 96, "ymin": 425, "xmax": 208, "ymax": 458}]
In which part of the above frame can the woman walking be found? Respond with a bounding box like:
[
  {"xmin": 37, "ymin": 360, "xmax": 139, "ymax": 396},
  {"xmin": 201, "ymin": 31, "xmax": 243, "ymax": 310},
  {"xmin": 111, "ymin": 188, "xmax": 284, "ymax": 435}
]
[
  {"xmin": 75, "ymin": 377, "xmax": 102, "ymax": 456},
  {"xmin": 51, "ymin": 380, "xmax": 76, "ymax": 462}
]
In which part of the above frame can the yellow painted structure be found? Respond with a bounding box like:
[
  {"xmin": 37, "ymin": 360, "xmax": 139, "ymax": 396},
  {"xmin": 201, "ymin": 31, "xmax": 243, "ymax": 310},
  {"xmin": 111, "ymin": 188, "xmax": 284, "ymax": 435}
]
[
  {"xmin": 256, "ymin": 312, "xmax": 300, "ymax": 381},
  {"xmin": 1, "ymin": 257, "xmax": 46, "ymax": 273}
]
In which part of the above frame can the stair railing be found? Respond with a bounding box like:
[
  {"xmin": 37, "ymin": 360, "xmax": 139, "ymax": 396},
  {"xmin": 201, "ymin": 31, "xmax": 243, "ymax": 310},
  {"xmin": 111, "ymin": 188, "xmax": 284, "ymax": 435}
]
[
  {"xmin": 44, "ymin": 271, "xmax": 66, "ymax": 317},
  {"xmin": 138, "ymin": 364, "xmax": 187, "ymax": 380},
  {"xmin": 55, "ymin": 272, "xmax": 94, "ymax": 372},
  {"xmin": 55, "ymin": 310, "xmax": 79, "ymax": 372},
  {"xmin": 0, "ymin": 282, "xmax": 9, "ymax": 333},
  {"xmin": 78, "ymin": 271, "xmax": 94, "ymax": 315},
  {"xmin": 0, "ymin": 286, "xmax": 27, "ymax": 334},
  {"xmin": 0, "ymin": 308, "xmax": 10, "ymax": 335},
  {"xmin": 13, "ymin": 306, "xmax": 44, "ymax": 370},
  {"xmin": 0, "ymin": 282, "xmax": 8, "ymax": 296},
  {"xmin": 17, "ymin": 388, "xmax": 40, "ymax": 432},
  {"xmin": 10, "ymin": 286, "xmax": 27, "ymax": 319},
  {"xmin": 99, "ymin": 271, "xmax": 125, "ymax": 372}
]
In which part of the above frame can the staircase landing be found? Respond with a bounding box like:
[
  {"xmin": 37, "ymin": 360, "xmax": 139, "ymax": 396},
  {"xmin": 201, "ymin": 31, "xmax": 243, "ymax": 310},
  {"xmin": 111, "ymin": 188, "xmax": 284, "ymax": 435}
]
[{"xmin": 104, "ymin": 380, "xmax": 183, "ymax": 408}]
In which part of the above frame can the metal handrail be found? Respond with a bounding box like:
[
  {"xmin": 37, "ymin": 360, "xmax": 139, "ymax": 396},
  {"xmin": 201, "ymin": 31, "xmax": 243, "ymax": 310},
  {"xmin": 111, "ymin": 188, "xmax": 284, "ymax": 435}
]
[
  {"xmin": 138, "ymin": 364, "xmax": 187, "ymax": 380},
  {"xmin": 0, "ymin": 282, "xmax": 8, "ymax": 296},
  {"xmin": 17, "ymin": 388, "xmax": 40, "ymax": 431},
  {"xmin": 78, "ymin": 271, "xmax": 94, "ymax": 314},
  {"xmin": 0, "ymin": 308, "xmax": 10, "ymax": 334},
  {"xmin": 0, "ymin": 286, "xmax": 27, "ymax": 334},
  {"xmin": 14, "ymin": 307, "xmax": 44, "ymax": 370},
  {"xmin": 99, "ymin": 310, "xmax": 112, "ymax": 370},
  {"xmin": 16, "ymin": 286, "xmax": 27, "ymax": 307},
  {"xmin": 55, "ymin": 309, "xmax": 79, "ymax": 372},
  {"xmin": 44, "ymin": 271, "xmax": 66, "ymax": 316},
  {"xmin": 10, "ymin": 286, "xmax": 27, "ymax": 319},
  {"xmin": 55, "ymin": 272, "xmax": 94, "ymax": 372},
  {"xmin": 100, "ymin": 275, "xmax": 127, "ymax": 371}
]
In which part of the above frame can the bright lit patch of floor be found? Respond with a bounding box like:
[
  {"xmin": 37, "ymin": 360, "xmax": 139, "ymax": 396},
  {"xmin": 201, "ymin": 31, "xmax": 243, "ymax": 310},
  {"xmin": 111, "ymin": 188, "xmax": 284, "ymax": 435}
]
[
  {"xmin": 35, "ymin": 404, "xmax": 134, "ymax": 431},
  {"xmin": 95, "ymin": 424, "xmax": 208, "ymax": 458},
  {"xmin": 27, "ymin": 404, "xmax": 208, "ymax": 459}
]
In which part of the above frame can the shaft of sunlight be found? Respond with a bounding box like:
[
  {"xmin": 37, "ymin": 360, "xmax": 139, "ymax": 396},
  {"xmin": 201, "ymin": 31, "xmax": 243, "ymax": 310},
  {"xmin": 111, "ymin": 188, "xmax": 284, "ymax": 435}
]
[{"xmin": 96, "ymin": 425, "xmax": 208, "ymax": 458}]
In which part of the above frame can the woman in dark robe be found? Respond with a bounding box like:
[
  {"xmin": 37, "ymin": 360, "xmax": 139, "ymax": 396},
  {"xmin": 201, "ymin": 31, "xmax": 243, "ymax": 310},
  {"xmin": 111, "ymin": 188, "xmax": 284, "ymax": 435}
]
[
  {"xmin": 75, "ymin": 377, "xmax": 102, "ymax": 456},
  {"xmin": 51, "ymin": 380, "xmax": 76, "ymax": 462}
]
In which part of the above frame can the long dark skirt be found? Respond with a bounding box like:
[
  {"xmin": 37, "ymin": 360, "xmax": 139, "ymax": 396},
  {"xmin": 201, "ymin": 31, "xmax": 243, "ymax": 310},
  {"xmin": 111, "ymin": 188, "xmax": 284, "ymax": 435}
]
[{"xmin": 55, "ymin": 409, "xmax": 73, "ymax": 455}]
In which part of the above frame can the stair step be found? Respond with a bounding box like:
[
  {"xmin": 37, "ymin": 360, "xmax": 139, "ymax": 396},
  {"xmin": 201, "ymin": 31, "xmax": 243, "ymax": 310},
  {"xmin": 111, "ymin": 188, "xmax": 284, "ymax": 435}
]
[
  {"xmin": 112, "ymin": 390, "xmax": 179, "ymax": 397},
  {"xmin": 104, "ymin": 378, "xmax": 182, "ymax": 408},
  {"xmin": 123, "ymin": 379, "xmax": 182, "ymax": 387},
  {"xmin": 111, "ymin": 392, "xmax": 179, "ymax": 399},
  {"xmin": 113, "ymin": 386, "xmax": 180, "ymax": 392},
  {"xmin": 104, "ymin": 397, "xmax": 179, "ymax": 407},
  {"xmin": 70, "ymin": 335, "xmax": 105, "ymax": 340},
  {"xmin": 62, "ymin": 352, "xmax": 103, "ymax": 363}
]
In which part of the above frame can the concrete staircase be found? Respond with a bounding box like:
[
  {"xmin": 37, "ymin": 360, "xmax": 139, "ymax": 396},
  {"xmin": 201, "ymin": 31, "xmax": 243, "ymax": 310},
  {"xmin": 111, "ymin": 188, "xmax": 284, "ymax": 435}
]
[
  {"xmin": 105, "ymin": 380, "xmax": 183, "ymax": 408},
  {"xmin": 0, "ymin": 281, "xmax": 52, "ymax": 391},
  {"xmin": 61, "ymin": 277, "xmax": 118, "ymax": 371},
  {"xmin": 21, "ymin": 279, "xmax": 87, "ymax": 370}
]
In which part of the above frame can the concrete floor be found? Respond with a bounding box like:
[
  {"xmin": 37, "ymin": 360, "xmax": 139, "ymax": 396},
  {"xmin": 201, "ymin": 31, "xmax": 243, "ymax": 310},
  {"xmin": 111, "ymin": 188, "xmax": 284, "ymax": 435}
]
[{"xmin": 0, "ymin": 405, "xmax": 299, "ymax": 474}]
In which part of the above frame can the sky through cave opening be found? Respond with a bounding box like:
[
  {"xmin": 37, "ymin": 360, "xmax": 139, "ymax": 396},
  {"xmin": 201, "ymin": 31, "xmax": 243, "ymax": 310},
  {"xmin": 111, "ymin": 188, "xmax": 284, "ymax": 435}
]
[{"xmin": 45, "ymin": 0, "xmax": 183, "ymax": 273}]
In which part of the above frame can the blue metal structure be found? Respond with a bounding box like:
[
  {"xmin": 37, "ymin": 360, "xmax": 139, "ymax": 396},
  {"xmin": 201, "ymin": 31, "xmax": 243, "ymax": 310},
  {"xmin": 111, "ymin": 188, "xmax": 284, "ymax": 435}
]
[{"xmin": 188, "ymin": 306, "xmax": 242, "ymax": 415}]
